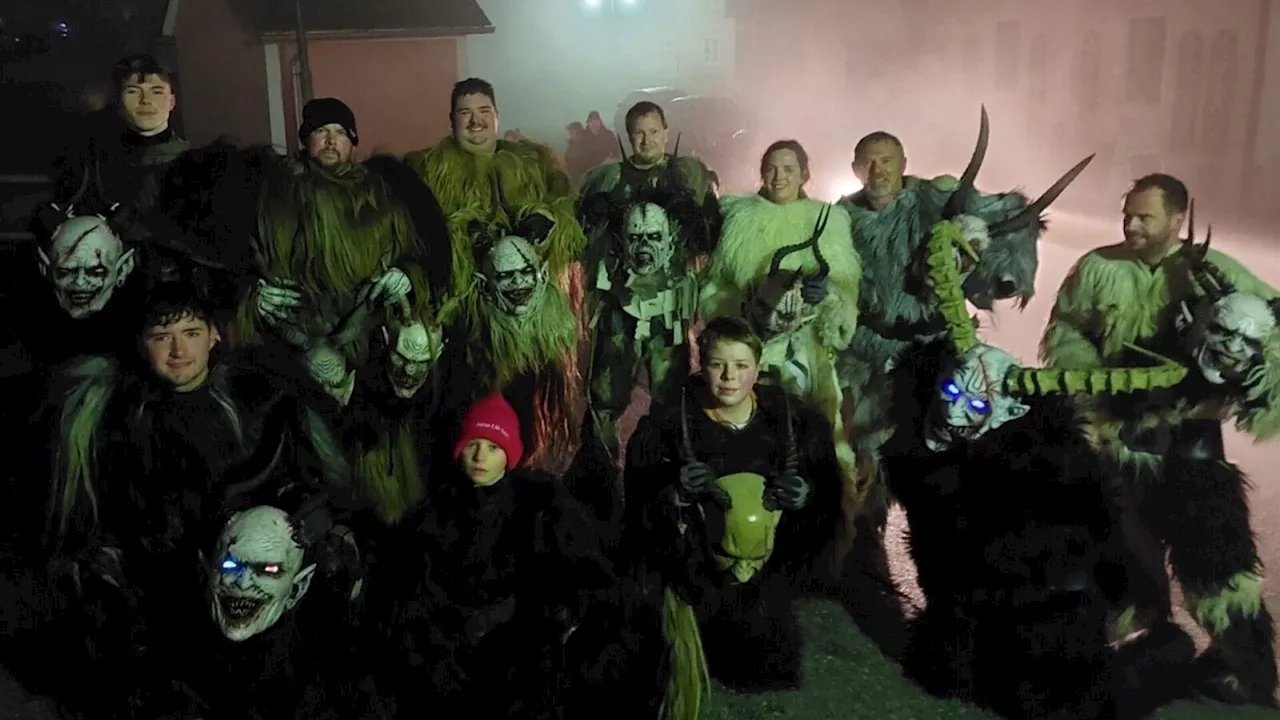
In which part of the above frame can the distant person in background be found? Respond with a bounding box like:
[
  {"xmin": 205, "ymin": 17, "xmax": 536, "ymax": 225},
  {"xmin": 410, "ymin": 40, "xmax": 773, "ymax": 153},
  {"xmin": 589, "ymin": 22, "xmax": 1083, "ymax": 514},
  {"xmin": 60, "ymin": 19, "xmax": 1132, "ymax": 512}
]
[
  {"xmin": 583, "ymin": 110, "xmax": 621, "ymax": 167},
  {"xmin": 565, "ymin": 121, "xmax": 591, "ymax": 185}
]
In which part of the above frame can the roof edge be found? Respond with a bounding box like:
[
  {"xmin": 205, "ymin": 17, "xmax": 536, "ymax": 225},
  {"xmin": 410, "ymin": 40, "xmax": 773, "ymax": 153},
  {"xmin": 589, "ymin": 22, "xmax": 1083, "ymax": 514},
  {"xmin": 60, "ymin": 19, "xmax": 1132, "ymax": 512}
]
[{"xmin": 258, "ymin": 25, "xmax": 494, "ymax": 42}]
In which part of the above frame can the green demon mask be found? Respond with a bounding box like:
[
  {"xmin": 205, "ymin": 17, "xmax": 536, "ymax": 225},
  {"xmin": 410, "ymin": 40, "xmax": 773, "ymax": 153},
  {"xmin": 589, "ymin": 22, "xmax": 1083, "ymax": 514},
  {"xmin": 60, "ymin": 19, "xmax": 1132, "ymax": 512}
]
[{"xmin": 702, "ymin": 473, "xmax": 783, "ymax": 583}]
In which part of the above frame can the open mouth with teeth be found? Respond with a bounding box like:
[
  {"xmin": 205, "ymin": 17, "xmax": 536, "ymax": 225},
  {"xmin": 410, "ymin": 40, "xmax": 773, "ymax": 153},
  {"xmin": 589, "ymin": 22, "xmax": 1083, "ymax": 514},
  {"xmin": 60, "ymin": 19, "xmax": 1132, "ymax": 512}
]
[
  {"xmin": 502, "ymin": 288, "xmax": 534, "ymax": 306},
  {"xmin": 1211, "ymin": 349, "xmax": 1246, "ymax": 372},
  {"xmin": 218, "ymin": 593, "xmax": 266, "ymax": 626},
  {"xmin": 635, "ymin": 251, "xmax": 654, "ymax": 266},
  {"xmin": 67, "ymin": 291, "xmax": 98, "ymax": 305},
  {"xmin": 942, "ymin": 423, "xmax": 979, "ymax": 442}
]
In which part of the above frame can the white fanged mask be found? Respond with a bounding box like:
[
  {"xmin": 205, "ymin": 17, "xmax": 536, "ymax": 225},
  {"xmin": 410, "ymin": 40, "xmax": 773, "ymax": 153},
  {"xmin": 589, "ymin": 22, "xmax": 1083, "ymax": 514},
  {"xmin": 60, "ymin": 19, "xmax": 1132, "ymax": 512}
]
[
  {"xmin": 925, "ymin": 343, "xmax": 1029, "ymax": 452},
  {"xmin": 208, "ymin": 506, "xmax": 316, "ymax": 642},
  {"xmin": 387, "ymin": 321, "xmax": 443, "ymax": 398},
  {"xmin": 1182, "ymin": 292, "xmax": 1276, "ymax": 385},
  {"xmin": 747, "ymin": 272, "xmax": 816, "ymax": 338},
  {"xmin": 950, "ymin": 214, "xmax": 991, "ymax": 278},
  {"xmin": 623, "ymin": 202, "xmax": 676, "ymax": 276},
  {"xmin": 37, "ymin": 215, "xmax": 137, "ymax": 319},
  {"xmin": 481, "ymin": 235, "xmax": 547, "ymax": 316}
]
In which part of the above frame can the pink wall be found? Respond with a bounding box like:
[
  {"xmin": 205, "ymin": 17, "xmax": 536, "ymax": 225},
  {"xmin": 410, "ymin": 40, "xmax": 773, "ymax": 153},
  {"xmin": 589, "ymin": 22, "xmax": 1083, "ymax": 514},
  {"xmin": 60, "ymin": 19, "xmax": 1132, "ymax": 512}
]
[{"xmin": 171, "ymin": 0, "xmax": 272, "ymax": 146}]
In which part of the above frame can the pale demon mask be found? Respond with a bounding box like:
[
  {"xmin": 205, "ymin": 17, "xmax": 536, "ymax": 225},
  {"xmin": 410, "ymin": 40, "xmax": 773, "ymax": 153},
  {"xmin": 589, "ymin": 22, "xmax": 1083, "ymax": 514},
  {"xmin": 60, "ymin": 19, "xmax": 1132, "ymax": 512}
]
[
  {"xmin": 37, "ymin": 213, "xmax": 136, "ymax": 319},
  {"xmin": 306, "ymin": 345, "xmax": 356, "ymax": 406},
  {"xmin": 1180, "ymin": 293, "xmax": 1276, "ymax": 386},
  {"xmin": 480, "ymin": 235, "xmax": 547, "ymax": 316},
  {"xmin": 746, "ymin": 271, "xmax": 816, "ymax": 338},
  {"xmin": 387, "ymin": 321, "xmax": 444, "ymax": 398},
  {"xmin": 208, "ymin": 506, "xmax": 316, "ymax": 642},
  {"xmin": 623, "ymin": 202, "xmax": 676, "ymax": 276},
  {"xmin": 925, "ymin": 343, "xmax": 1029, "ymax": 452}
]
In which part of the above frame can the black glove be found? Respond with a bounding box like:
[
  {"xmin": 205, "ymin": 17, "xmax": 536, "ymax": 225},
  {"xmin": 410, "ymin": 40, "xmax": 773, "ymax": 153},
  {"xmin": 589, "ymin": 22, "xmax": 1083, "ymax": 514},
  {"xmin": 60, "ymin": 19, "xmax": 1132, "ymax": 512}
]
[
  {"xmin": 801, "ymin": 276, "xmax": 828, "ymax": 305},
  {"xmin": 764, "ymin": 473, "xmax": 811, "ymax": 511},
  {"xmin": 678, "ymin": 461, "xmax": 730, "ymax": 507},
  {"xmin": 520, "ymin": 212, "xmax": 555, "ymax": 245}
]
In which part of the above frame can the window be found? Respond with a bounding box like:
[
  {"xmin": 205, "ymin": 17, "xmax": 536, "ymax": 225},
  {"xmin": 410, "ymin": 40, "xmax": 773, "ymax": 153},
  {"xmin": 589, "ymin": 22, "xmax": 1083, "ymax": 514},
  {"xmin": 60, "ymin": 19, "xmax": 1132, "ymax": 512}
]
[
  {"xmin": 1027, "ymin": 34, "xmax": 1048, "ymax": 103},
  {"xmin": 994, "ymin": 21, "xmax": 1021, "ymax": 91},
  {"xmin": 704, "ymin": 38, "xmax": 719, "ymax": 64},
  {"xmin": 1201, "ymin": 30, "xmax": 1240, "ymax": 146},
  {"xmin": 1169, "ymin": 31, "xmax": 1205, "ymax": 151},
  {"xmin": 1125, "ymin": 17, "xmax": 1167, "ymax": 104}
]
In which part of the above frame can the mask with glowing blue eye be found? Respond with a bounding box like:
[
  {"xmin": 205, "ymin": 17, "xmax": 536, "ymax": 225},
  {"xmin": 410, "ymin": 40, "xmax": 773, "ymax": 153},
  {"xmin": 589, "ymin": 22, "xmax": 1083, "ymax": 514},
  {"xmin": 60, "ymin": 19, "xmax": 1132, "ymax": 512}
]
[
  {"xmin": 924, "ymin": 343, "xmax": 1030, "ymax": 452},
  {"xmin": 204, "ymin": 506, "xmax": 316, "ymax": 642}
]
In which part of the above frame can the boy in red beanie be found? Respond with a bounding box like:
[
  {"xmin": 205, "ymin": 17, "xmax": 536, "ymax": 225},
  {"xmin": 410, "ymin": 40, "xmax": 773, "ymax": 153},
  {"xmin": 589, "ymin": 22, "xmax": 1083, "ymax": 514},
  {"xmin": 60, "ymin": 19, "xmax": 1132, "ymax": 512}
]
[{"xmin": 452, "ymin": 392, "xmax": 525, "ymax": 486}]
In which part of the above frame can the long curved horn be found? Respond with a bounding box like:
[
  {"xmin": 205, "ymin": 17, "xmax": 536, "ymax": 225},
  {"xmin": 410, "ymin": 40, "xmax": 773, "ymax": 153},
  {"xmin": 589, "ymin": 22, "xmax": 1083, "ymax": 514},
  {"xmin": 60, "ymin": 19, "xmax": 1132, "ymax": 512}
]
[
  {"xmin": 940, "ymin": 105, "xmax": 990, "ymax": 220},
  {"xmin": 680, "ymin": 390, "xmax": 695, "ymax": 463},
  {"xmin": 767, "ymin": 204, "xmax": 831, "ymax": 278},
  {"xmin": 986, "ymin": 154, "xmax": 1095, "ymax": 236},
  {"xmin": 782, "ymin": 391, "xmax": 798, "ymax": 477}
]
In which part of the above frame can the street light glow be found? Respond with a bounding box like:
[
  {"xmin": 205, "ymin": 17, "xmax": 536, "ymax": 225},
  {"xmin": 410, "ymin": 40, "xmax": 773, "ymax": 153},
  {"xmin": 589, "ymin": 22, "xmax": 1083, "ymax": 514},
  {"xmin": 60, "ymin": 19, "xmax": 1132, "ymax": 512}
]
[
  {"xmin": 620, "ymin": 0, "xmax": 638, "ymax": 4},
  {"xmin": 583, "ymin": 0, "xmax": 603, "ymax": 7}
]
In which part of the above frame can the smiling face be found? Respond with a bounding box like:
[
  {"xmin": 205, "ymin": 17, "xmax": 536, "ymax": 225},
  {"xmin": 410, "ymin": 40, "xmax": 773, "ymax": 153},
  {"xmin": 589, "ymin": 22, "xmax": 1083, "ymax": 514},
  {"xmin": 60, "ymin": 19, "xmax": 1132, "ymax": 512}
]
[
  {"xmin": 925, "ymin": 344, "xmax": 1029, "ymax": 452},
  {"xmin": 851, "ymin": 139, "xmax": 905, "ymax": 208},
  {"xmin": 701, "ymin": 340, "xmax": 761, "ymax": 410},
  {"xmin": 39, "ymin": 215, "xmax": 136, "ymax": 319},
  {"xmin": 143, "ymin": 312, "xmax": 219, "ymax": 392},
  {"xmin": 453, "ymin": 91, "xmax": 499, "ymax": 153},
  {"xmin": 762, "ymin": 148, "xmax": 807, "ymax": 205},
  {"xmin": 208, "ymin": 507, "xmax": 315, "ymax": 642}
]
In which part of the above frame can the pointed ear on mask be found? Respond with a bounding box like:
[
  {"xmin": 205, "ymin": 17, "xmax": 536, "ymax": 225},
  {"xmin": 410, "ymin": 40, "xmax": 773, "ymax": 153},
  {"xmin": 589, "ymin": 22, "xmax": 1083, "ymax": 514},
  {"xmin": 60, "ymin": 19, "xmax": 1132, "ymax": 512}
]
[
  {"xmin": 115, "ymin": 248, "xmax": 138, "ymax": 285},
  {"xmin": 285, "ymin": 563, "xmax": 317, "ymax": 610},
  {"xmin": 1007, "ymin": 401, "xmax": 1031, "ymax": 419}
]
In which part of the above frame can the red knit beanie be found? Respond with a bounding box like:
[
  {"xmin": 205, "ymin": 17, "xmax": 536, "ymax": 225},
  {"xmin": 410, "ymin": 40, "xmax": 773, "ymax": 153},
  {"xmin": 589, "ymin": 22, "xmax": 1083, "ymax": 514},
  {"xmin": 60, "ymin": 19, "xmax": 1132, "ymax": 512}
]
[{"xmin": 452, "ymin": 393, "xmax": 524, "ymax": 471}]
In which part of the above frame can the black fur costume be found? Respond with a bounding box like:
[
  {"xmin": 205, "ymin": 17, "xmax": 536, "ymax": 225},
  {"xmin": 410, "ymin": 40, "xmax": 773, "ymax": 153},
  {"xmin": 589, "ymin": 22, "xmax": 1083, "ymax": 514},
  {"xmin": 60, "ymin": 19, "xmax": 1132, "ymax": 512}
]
[
  {"xmin": 623, "ymin": 377, "xmax": 844, "ymax": 697},
  {"xmin": 386, "ymin": 466, "xmax": 631, "ymax": 719},
  {"xmin": 20, "ymin": 333, "xmax": 351, "ymax": 719},
  {"xmin": 881, "ymin": 339, "xmax": 1196, "ymax": 719}
]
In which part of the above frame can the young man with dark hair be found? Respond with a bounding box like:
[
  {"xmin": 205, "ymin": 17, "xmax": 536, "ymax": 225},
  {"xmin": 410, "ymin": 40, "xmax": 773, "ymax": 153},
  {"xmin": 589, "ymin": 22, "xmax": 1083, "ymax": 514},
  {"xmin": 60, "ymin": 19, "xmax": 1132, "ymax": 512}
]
[{"xmin": 46, "ymin": 53, "xmax": 189, "ymax": 229}]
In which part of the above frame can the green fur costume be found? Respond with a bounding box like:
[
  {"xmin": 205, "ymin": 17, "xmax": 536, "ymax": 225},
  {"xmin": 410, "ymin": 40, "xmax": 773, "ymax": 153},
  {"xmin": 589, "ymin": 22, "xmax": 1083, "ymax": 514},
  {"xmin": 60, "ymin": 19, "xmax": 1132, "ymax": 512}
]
[
  {"xmin": 404, "ymin": 136, "xmax": 586, "ymax": 305},
  {"xmin": 232, "ymin": 160, "xmax": 437, "ymax": 371},
  {"xmin": 1041, "ymin": 240, "xmax": 1280, "ymax": 705},
  {"xmin": 701, "ymin": 194, "xmax": 861, "ymax": 515}
]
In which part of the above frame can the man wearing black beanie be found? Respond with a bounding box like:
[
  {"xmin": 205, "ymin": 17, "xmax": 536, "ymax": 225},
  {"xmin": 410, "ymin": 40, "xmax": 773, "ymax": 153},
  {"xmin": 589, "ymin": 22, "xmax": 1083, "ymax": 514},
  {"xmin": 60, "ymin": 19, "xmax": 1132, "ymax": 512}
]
[{"xmin": 299, "ymin": 97, "xmax": 359, "ymax": 166}]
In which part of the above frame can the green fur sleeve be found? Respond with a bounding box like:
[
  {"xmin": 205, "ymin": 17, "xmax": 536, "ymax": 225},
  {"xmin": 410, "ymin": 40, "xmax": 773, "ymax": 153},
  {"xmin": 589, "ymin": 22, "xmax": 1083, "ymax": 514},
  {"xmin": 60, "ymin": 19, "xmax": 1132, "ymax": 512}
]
[
  {"xmin": 1040, "ymin": 253, "xmax": 1105, "ymax": 369},
  {"xmin": 49, "ymin": 356, "xmax": 121, "ymax": 545},
  {"xmin": 1239, "ymin": 327, "xmax": 1280, "ymax": 440},
  {"xmin": 675, "ymin": 156, "xmax": 713, "ymax": 204},
  {"xmin": 1206, "ymin": 249, "xmax": 1280, "ymax": 300}
]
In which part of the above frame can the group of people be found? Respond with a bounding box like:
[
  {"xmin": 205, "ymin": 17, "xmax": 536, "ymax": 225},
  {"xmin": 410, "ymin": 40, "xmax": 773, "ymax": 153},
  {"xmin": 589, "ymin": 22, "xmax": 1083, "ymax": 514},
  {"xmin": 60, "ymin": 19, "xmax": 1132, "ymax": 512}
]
[{"xmin": 0, "ymin": 50, "xmax": 1278, "ymax": 719}]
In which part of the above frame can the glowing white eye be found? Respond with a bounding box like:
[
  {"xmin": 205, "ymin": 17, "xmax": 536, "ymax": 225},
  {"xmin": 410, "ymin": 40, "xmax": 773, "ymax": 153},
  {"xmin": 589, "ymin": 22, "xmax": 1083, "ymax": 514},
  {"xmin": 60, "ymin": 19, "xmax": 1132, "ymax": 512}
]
[
  {"xmin": 968, "ymin": 398, "xmax": 990, "ymax": 414},
  {"xmin": 942, "ymin": 381, "xmax": 961, "ymax": 399}
]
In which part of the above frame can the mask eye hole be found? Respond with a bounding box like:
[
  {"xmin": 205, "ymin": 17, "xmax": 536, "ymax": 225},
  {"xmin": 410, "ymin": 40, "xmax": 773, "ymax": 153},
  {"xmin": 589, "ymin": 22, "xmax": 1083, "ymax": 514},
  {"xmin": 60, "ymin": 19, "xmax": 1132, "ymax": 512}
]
[
  {"xmin": 968, "ymin": 397, "xmax": 990, "ymax": 415},
  {"xmin": 995, "ymin": 280, "xmax": 1016, "ymax": 298},
  {"xmin": 942, "ymin": 381, "xmax": 961, "ymax": 400}
]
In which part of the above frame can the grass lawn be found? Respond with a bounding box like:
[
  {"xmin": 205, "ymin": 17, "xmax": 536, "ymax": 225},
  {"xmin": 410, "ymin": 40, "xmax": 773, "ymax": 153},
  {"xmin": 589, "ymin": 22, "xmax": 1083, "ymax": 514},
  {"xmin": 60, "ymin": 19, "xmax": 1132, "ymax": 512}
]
[{"xmin": 701, "ymin": 599, "xmax": 1280, "ymax": 720}]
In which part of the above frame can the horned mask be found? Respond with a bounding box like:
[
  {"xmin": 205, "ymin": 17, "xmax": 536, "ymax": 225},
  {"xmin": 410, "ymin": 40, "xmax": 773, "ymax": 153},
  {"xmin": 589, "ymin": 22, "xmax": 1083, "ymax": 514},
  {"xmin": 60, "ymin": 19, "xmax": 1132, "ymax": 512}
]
[
  {"xmin": 1176, "ymin": 213, "xmax": 1278, "ymax": 386},
  {"xmin": 479, "ymin": 235, "xmax": 548, "ymax": 316},
  {"xmin": 922, "ymin": 221, "xmax": 1188, "ymax": 452},
  {"xmin": 37, "ymin": 207, "xmax": 137, "ymax": 319}
]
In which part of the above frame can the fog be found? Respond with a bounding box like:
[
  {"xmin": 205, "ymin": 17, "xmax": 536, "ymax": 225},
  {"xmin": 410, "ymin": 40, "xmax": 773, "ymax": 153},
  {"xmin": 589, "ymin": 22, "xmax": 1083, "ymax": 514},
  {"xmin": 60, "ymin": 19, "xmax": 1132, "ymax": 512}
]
[{"xmin": 469, "ymin": 0, "xmax": 1280, "ymax": 223}]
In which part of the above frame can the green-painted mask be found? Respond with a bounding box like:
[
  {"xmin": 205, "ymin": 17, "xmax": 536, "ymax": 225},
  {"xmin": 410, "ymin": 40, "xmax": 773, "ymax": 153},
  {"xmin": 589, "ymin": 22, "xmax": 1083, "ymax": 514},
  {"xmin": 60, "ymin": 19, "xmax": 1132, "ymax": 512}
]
[{"xmin": 703, "ymin": 473, "xmax": 783, "ymax": 583}]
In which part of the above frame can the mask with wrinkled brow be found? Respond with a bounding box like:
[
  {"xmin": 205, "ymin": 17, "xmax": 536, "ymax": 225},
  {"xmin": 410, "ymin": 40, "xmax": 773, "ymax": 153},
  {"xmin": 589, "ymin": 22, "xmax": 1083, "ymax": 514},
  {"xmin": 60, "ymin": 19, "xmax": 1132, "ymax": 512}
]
[
  {"xmin": 924, "ymin": 343, "xmax": 1029, "ymax": 451},
  {"xmin": 37, "ymin": 215, "xmax": 136, "ymax": 319}
]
